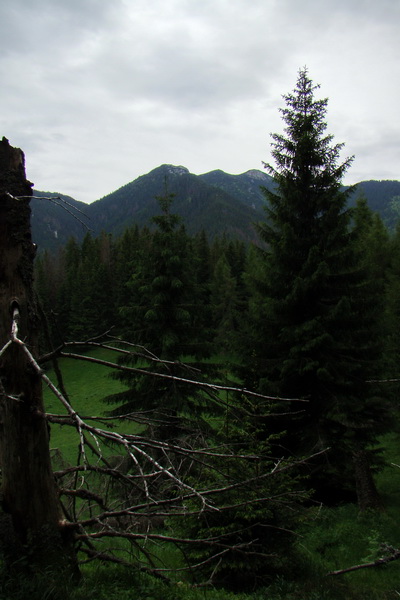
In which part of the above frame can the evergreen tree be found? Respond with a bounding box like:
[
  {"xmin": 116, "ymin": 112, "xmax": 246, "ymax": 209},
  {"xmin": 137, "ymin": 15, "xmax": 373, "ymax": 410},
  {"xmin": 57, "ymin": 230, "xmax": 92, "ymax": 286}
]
[
  {"xmin": 120, "ymin": 192, "xmax": 208, "ymax": 359},
  {"xmin": 107, "ymin": 190, "xmax": 212, "ymax": 438},
  {"xmin": 113, "ymin": 225, "xmax": 144, "ymax": 325},
  {"xmin": 352, "ymin": 198, "xmax": 391, "ymax": 372},
  {"xmin": 52, "ymin": 237, "xmax": 81, "ymax": 341},
  {"xmin": 241, "ymin": 68, "xmax": 389, "ymax": 505},
  {"xmin": 34, "ymin": 248, "xmax": 66, "ymax": 348},
  {"xmin": 210, "ymin": 254, "xmax": 240, "ymax": 353},
  {"xmin": 352, "ymin": 197, "xmax": 390, "ymax": 288},
  {"xmin": 191, "ymin": 229, "xmax": 213, "ymax": 336},
  {"xmin": 67, "ymin": 233, "xmax": 112, "ymax": 340},
  {"xmin": 385, "ymin": 224, "xmax": 400, "ymax": 372}
]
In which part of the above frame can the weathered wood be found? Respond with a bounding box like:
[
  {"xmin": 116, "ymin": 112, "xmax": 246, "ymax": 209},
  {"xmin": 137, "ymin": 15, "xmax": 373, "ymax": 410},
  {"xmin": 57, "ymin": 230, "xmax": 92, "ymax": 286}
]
[
  {"xmin": 327, "ymin": 545, "xmax": 400, "ymax": 576},
  {"xmin": 0, "ymin": 137, "xmax": 79, "ymax": 581},
  {"xmin": 353, "ymin": 448, "xmax": 383, "ymax": 512}
]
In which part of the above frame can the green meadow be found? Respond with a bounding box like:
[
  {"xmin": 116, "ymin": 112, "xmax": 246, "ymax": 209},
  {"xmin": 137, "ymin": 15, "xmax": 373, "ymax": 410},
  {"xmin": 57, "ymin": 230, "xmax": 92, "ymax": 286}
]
[{"xmin": 43, "ymin": 348, "xmax": 131, "ymax": 465}]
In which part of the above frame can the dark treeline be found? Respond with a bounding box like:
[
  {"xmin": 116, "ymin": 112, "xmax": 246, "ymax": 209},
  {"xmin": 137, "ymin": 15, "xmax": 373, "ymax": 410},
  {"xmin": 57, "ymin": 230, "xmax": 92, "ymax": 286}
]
[
  {"xmin": 34, "ymin": 196, "xmax": 400, "ymax": 377},
  {"xmin": 34, "ymin": 222, "xmax": 248, "ymax": 356}
]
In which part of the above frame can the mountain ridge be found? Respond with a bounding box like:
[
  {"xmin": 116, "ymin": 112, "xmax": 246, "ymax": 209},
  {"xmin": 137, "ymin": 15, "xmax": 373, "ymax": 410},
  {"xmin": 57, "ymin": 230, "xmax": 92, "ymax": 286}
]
[{"xmin": 30, "ymin": 165, "xmax": 400, "ymax": 251}]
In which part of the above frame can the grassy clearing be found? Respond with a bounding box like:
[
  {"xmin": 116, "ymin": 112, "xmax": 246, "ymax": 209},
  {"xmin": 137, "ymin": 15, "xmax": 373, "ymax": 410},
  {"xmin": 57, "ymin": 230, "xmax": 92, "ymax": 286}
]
[{"xmin": 43, "ymin": 348, "xmax": 131, "ymax": 465}]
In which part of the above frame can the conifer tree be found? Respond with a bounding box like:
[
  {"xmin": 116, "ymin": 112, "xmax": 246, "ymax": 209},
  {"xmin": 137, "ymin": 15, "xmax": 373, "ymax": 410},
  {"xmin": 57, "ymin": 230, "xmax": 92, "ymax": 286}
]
[
  {"xmin": 107, "ymin": 190, "xmax": 212, "ymax": 438},
  {"xmin": 113, "ymin": 225, "xmax": 143, "ymax": 322},
  {"xmin": 242, "ymin": 68, "xmax": 388, "ymax": 505},
  {"xmin": 385, "ymin": 223, "xmax": 400, "ymax": 371},
  {"xmin": 50, "ymin": 237, "xmax": 81, "ymax": 341},
  {"xmin": 66, "ymin": 233, "xmax": 114, "ymax": 340},
  {"xmin": 210, "ymin": 254, "xmax": 240, "ymax": 352},
  {"xmin": 120, "ymin": 192, "xmax": 208, "ymax": 360},
  {"xmin": 191, "ymin": 229, "xmax": 213, "ymax": 339}
]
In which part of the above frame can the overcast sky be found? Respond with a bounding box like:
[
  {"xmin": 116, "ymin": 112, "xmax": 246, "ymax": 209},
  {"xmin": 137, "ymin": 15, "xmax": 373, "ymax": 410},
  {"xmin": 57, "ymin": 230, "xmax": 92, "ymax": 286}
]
[{"xmin": 1, "ymin": 0, "xmax": 399, "ymax": 203}]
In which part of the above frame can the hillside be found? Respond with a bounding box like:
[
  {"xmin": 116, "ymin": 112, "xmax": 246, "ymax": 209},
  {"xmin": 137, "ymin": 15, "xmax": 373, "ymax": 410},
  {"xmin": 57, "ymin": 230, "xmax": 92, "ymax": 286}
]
[
  {"xmin": 351, "ymin": 180, "xmax": 400, "ymax": 228},
  {"xmin": 87, "ymin": 164, "xmax": 268, "ymax": 241},
  {"xmin": 199, "ymin": 168, "xmax": 274, "ymax": 211},
  {"xmin": 31, "ymin": 191, "xmax": 91, "ymax": 252},
  {"xmin": 30, "ymin": 165, "xmax": 400, "ymax": 251}
]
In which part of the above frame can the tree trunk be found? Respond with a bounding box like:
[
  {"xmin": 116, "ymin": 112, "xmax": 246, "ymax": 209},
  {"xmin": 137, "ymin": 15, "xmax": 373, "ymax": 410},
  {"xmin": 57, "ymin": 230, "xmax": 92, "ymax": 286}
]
[
  {"xmin": 353, "ymin": 449, "xmax": 383, "ymax": 512},
  {"xmin": 0, "ymin": 138, "xmax": 79, "ymax": 585}
]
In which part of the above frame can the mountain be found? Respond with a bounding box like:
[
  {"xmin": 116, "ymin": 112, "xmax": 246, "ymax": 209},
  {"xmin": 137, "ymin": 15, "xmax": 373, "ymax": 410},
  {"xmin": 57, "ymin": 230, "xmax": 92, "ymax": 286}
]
[
  {"xmin": 31, "ymin": 166, "xmax": 272, "ymax": 249},
  {"xmin": 30, "ymin": 165, "xmax": 400, "ymax": 251},
  {"xmin": 199, "ymin": 168, "xmax": 274, "ymax": 211},
  {"xmin": 87, "ymin": 164, "xmax": 272, "ymax": 241},
  {"xmin": 31, "ymin": 191, "xmax": 91, "ymax": 252},
  {"xmin": 349, "ymin": 180, "xmax": 400, "ymax": 229}
]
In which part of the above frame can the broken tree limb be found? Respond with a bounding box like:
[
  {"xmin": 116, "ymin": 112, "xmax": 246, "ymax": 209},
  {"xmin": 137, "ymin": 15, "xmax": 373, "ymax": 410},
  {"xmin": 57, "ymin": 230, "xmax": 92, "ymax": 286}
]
[{"xmin": 327, "ymin": 545, "xmax": 400, "ymax": 576}]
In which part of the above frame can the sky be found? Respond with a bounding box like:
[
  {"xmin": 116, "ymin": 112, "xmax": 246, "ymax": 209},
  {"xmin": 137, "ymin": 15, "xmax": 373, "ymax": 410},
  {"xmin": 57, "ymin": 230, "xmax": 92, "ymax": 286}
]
[{"xmin": 1, "ymin": 0, "xmax": 399, "ymax": 204}]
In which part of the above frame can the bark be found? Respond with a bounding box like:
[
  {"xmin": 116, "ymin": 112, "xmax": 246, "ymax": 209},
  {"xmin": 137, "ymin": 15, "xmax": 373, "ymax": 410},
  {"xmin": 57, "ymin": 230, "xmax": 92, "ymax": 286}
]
[
  {"xmin": 352, "ymin": 449, "xmax": 383, "ymax": 512},
  {"xmin": 0, "ymin": 138, "xmax": 79, "ymax": 583}
]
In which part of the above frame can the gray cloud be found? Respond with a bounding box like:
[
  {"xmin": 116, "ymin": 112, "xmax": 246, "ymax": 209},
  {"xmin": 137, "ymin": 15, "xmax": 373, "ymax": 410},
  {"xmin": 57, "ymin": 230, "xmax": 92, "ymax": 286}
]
[{"xmin": 0, "ymin": 0, "xmax": 399, "ymax": 202}]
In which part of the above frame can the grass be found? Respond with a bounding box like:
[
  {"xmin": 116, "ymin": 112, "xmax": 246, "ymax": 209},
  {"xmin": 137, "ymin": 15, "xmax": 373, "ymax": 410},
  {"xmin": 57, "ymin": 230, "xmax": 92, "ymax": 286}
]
[
  {"xmin": 43, "ymin": 347, "xmax": 131, "ymax": 465},
  {"xmin": 291, "ymin": 432, "xmax": 400, "ymax": 600},
  {"xmin": 295, "ymin": 504, "xmax": 400, "ymax": 598},
  {"xmin": 376, "ymin": 431, "xmax": 400, "ymax": 510},
  {"xmin": 67, "ymin": 566, "xmax": 261, "ymax": 600}
]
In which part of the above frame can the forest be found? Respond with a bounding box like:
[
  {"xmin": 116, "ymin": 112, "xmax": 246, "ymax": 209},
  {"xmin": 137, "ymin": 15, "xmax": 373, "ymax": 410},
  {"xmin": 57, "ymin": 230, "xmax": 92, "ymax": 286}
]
[{"xmin": 2, "ymin": 69, "xmax": 400, "ymax": 599}]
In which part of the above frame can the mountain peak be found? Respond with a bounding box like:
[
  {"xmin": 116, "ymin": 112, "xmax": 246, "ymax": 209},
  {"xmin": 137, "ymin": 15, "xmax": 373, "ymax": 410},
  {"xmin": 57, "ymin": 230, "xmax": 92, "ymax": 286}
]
[
  {"xmin": 161, "ymin": 164, "xmax": 189, "ymax": 176},
  {"xmin": 244, "ymin": 169, "xmax": 268, "ymax": 181}
]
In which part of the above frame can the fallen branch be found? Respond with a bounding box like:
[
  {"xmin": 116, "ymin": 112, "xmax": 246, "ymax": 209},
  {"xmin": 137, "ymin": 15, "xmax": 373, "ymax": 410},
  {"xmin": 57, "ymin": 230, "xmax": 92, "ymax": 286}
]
[{"xmin": 327, "ymin": 545, "xmax": 400, "ymax": 576}]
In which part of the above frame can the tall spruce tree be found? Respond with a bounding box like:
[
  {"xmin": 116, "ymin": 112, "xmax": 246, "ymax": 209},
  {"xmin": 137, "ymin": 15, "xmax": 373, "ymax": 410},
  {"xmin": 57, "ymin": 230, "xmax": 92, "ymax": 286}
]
[
  {"xmin": 242, "ymin": 68, "xmax": 388, "ymax": 506},
  {"xmin": 385, "ymin": 224, "xmax": 400, "ymax": 372},
  {"xmin": 106, "ymin": 190, "xmax": 212, "ymax": 439},
  {"xmin": 67, "ymin": 233, "xmax": 115, "ymax": 340}
]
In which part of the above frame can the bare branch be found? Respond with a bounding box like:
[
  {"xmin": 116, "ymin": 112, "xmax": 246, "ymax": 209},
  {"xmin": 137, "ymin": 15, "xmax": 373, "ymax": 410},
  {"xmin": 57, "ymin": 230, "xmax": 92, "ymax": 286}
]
[
  {"xmin": 327, "ymin": 545, "xmax": 400, "ymax": 576},
  {"xmin": 59, "ymin": 350, "xmax": 308, "ymax": 404},
  {"xmin": 31, "ymin": 193, "xmax": 92, "ymax": 230},
  {"xmin": 1, "ymin": 303, "xmax": 314, "ymax": 577},
  {"xmin": 78, "ymin": 548, "xmax": 171, "ymax": 582}
]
